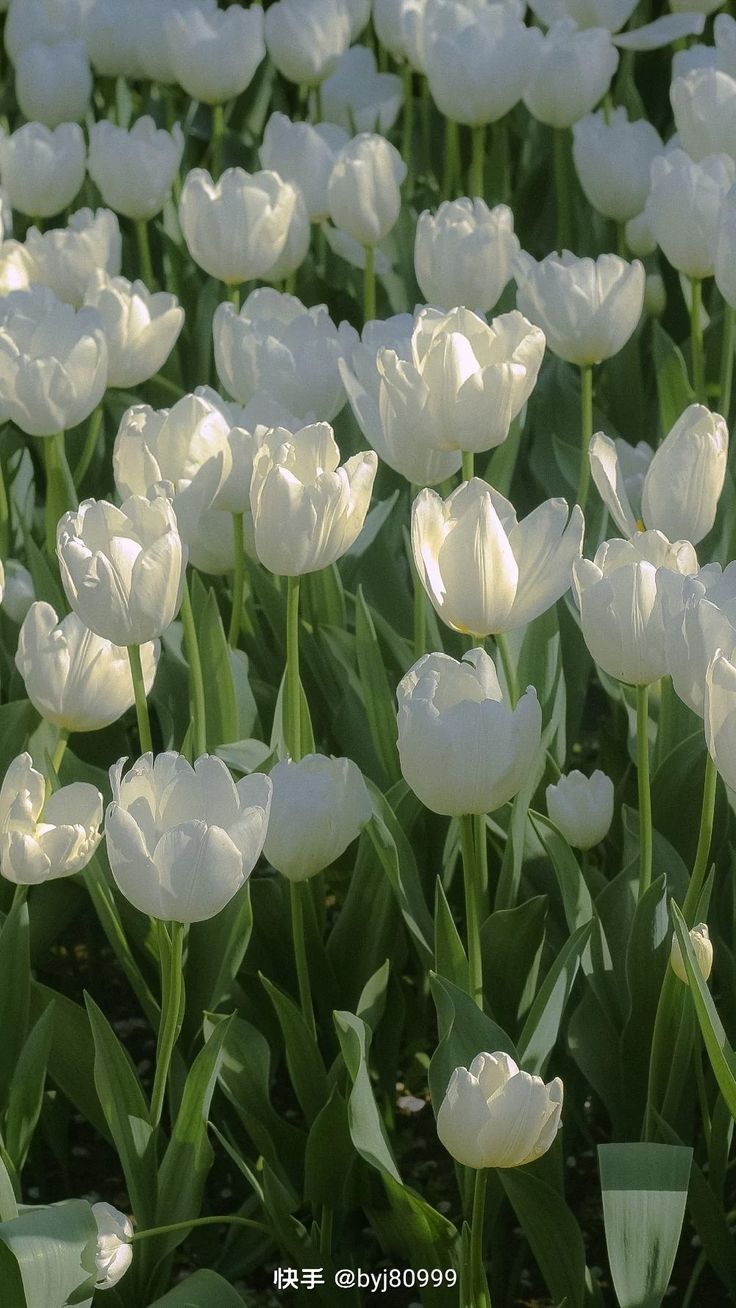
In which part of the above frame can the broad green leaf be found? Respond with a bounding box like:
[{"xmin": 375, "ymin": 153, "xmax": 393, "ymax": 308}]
[
  {"xmin": 148, "ymin": 1270, "xmax": 246, "ymax": 1306},
  {"xmin": 333, "ymin": 1009, "xmax": 401, "ymax": 1183},
  {"xmin": 303, "ymin": 1085, "xmax": 356, "ymax": 1210},
  {"xmin": 200, "ymin": 587, "xmax": 239, "ymax": 749},
  {"xmin": 371, "ymin": 1176, "xmax": 460, "ymax": 1308},
  {"xmin": 270, "ymin": 668, "xmax": 315, "ymax": 761},
  {"xmin": 326, "ymin": 824, "xmax": 403, "ymax": 1010},
  {"xmin": 5, "ymin": 1004, "xmax": 54, "ymax": 1172},
  {"xmin": 671, "ymin": 902, "xmax": 736, "ymax": 1119},
  {"xmin": 598, "ymin": 1141, "xmax": 692, "ymax": 1308},
  {"xmin": 302, "ymin": 562, "xmax": 346, "ymax": 630},
  {"xmin": 652, "ymin": 321, "xmax": 695, "ymax": 436},
  {"xmin": 364, "ymin": 781, "xmax": 434, "ymax": 964},
  {"xmin": 29, "ymin": 983, "xmax": 110, "ymax": 1145},
  {"xmin": 499, "ymin": 1169, "xmax": 587, "ymax": 1308},
  {"xmin": 434, "ymin": 877, "xmax": 469, "ymax": 991},
  {"xmin": 517, "ymin": 919, "xmax": 592, "ymax": 1074},
  {"xmin": 0, "ymin": 1199, "xmax": 98, "ymax": 1308},
  {"xmin": 356, "ymin": 958, "xmax": 391, "ymax": 1033},
  {"xmin": 619, "ymin": 876, "xmax": 670, "ymax": 1129},
  {"xmin": 653, "ymin": 1111, "xmax": 736, "ymax": 1299},
  {"xmin": 428, "ymin": 972, "xmax": 515, "ymax": 1112},
  {"xmin": 0, "ymin": 702, "xmax": 38, "ymax": 779},
  {"xmin": 355, "ymin": 586, "xmax": 401, "ymax": 787},
  {"xmin": 0, "ymin": 1157, "xmax": 18, "ymax": 1222},
  {"xmin": 260, "ymin": 973, "xmax": 329, "ymax": 1123},
  {"xmin": 0, "ymin": 900, "xmax": 30, "ymax": 1107},
  {"xmin": 185, "ymin": 881, "xmax": 253, "ymax": 1037},
  {"xmin": 481, "ymin": 896, "xmax": 546, "ymax": 1033}
]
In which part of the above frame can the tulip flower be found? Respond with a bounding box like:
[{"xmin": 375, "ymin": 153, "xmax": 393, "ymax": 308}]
[
  {"xmin": 327, "ymin": 133, "xmax": 406, "ymax": 315},
  {"xmin": 437, "ymin": 1051, "xmax": 563, "ymax": 1169},
  {"xmin": 714, "ymin": 185, "xmax": 736, "ymax": 415},
  {"xmin": 179, "ymin": 167, "xmax": 297, "ymax": 287},
  {"xmin": 644, "ymin": 149, "xmax": 735, "ymax": 282},
  {"xmin": 5, "ymin": 0, "xmax": 87, "ymax": 57},
  {"xmin": 0, "ymin": 752, "xmax": 103, "ymax": 885},
  {"xmin": 259, "ymin": 114, "xmax": 349, "ymax": 223},
  {"xmin": 589, "ymin": 405, "xmax": 728, "ymax": 546},
  {"xmin": 321, "ymin": 45, "xmax": 403, "ymax": 135},
  {"xmin": 412, "ymin": 478, "xmax": 583, "ymax": 637},
  {"xmin": 264, "ymin": 0, "xmax": 351, "ymax": 87},
  {"xmin": 264, "ymin": 754, "xmax": 372, "ymax": 882},
  {"xmin": 15, "ymin": 38, "xmax": 92, "ymax": 126},
  {"xmin": 1, "ymin": 559, "xmax": 34, "ymax": 623},
  {"xmin": 523, "ymin": 21, "xmax": 618, "ymax": 129},
  {"xmin": 670, "ymin": 922, "xmax": 713, "ymax": 984},
  {"xmin": 166, "ymin": 2, "xmax": 265, "ymax": 105},
  {"xmin": 572, "ymin": 108, "xmax": 662, "ymax": 223},
  {"xmin": 84, "ymin": 0, "xmax": 144, "ymax": 78},
  {"xmin": 84, "ymin": 274, "xmax": 184, "ymax": 390},
  {"xmin": 16, "ymin": 601, "xmax": 159, "ymax": 733},
  {"xmin": 23, "ymin": 207, "xmax": 122, "ymax": 307},
  {"xmin": 91, "ymin": 1203, "xmax": 134, "ymax": 1292},
  {"xmin": 88, "ymin": 117, "xmax": 185, "ymax": 222},
  {"xmin": 414, "ymin": 199, "xmax": 520, "ymax": 315},
  {"xmin": 662, "ymin": 563, "xmax": 736, "ymax": 717},
  {"xmin": 0, "ymin": 121, "xmax": 85, "ymax": 219},
  {"xmin": 704, "ymin": 647, "xmax": 736, "ymax": 792},
  {"xmin": 424, "ymin": 2, "xmax": 543, "ymax": 127},
  {"xmin": 671, "ymin": 68, "xmax": 736, "ymax": 163},
  {"xmin": 546, "ymin": 770, "xmax": 614, "ymax": 849},
  {"xmin": 214, "ymin": 288, "xmax": 358, "ymax": 422}
]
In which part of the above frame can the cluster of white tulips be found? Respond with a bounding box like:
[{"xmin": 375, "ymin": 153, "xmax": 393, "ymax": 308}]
[{"xmin": 0, "ymin": 0, "xmax": 736, "ymax": 1304}]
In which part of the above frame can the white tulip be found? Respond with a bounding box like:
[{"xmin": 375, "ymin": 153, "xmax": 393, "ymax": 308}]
[
  {"xmin": 437, "ymin": 1051, "xmax": 563, "ymax": 1168},
  {"xmin": 322, "ymin": 45, "xmax": 403, "ymax": 135},
  {"xmin": 91, "ymin": 1203, "xmax": 134, "ymax": 1292},
  {"xmin": 515, "ymin": 250, "xmax": 645, "ymax": 366},
  {"xmin": 259, "ymin": 114, "xmax": 349, "ymax": 223},
  {"xmin": 572, "ymin": 108, "xmax": 662, "ymax": 223},
  {"xmin": 83, "ymin": 273, "xmax": 184, "ymax": 390},
  {"xmin": 546, "ymin": 769, "xmax": 614, "ymax": 849},
  {"xmin": 645, "ymin": 149, "xmax": 735, "ymax": 279},
  {"xmin": 88, "ymin": 117, "xmax": 184, "ymax": 221},
  {"xmin": 260, "ymin": 186, "xmax": 311, "ymax": 284},
  {"xmin": 671, "ymin": 68, "xmax": 736, "ymax": 162},
  {"xmin": 327, "ymin": 133, "xmax": 406, "ymax": 247},
  {"xmin": 414, "ymin": 199, "xmax": 519, "ymax": 314},
  {"xmin": 670, "ymin": 923, "xmax": 713, "ymax": 984},
  {"xmin": 344, "ymin": 0, "xmax": 371, "ymax": 38},
  {"xmin": 167, "ymin": 3, "xmax": 265, "ymax": 104},
  {"xmin": 23, "ymin": 207, "xmax": 122, "ymax": 306},
  {"xmin": 85, "ymin": 0, "xmax": 144, "ymax": 78},
  {"xmin": 524, "ymin": 20, "xmax": 618, "ymax": 128},
  {"xmin": 0, "ymin": 243, "xmax": 35, "ymax": 296},
  {"xmin": 424, "ymin": 1, "xmax": 542, "ymax": 126},
  {"xmin": 179, "ymin": 167, "xmax": 297, "ymax": 285},
  {"xmin": 1, "ymin": 559, "xmax": 34, "ymax": 623},
  {"xmin": 264, "ymin": 0, "xmax": 351, "ymax": 87},
  {"xmin": 263, "ymin": 754, "xmax": 372, "ymax": 880},
  {"xmin": 0, "ymin": 752, "xmax": 103, "ymax": 885},
  {"xmin": 135, "ymin": 0, "xmax": 181, "ymax": 83},
  {"xmin": 15, "ymin": 39, "xmax": 92, "ymax": 127},
  {"xmin": 528, "ymin": 0, "xmax": 637, "ymax": 30},
  {"xmin": 705, "ymin": 647, "xmax": 736, "ymax": 791},
  {"xmin": 0, "ymin": 122, "xmax": 85, "ymax": 219},
  {"xmin": 715, "ymin": 184, "xmax": 736, "ymax": 308},
  {"xmin": 5, "ymin": 0, "xmax": 87, "ymax": 59},
  {"xmin": 662, "ymin": 563, "xmax": 736, "ymax": 716}
]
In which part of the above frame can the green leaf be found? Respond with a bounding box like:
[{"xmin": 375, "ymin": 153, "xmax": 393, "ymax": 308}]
[
  {"xmin": 356, "ymin": 958, "xmax": 391, "ymax": 1033},
  {"xmin": 185, "ymin": 881, "xmax": 253, "ymax": 1036},
  {"xmin": 333, "ymin": 1009, "xmax": 401, "ymax": 1183},
  {"xmin": 598, "ymin": 1141, "xmax": 692, "ymax": 1308},
  {"xmin": 0, "ymin": 701, "xmax": 38, "ymax": 778},
  {"xmin": 29, "ymin": 983, "xmax": 110, "ymax": 1145},
  {"xmin": 481, "ymin": 897, "xmax": 546, "ymax": 1033},
  {"xmin": 671, "ymin": 902, "xmax": 736, "ymax": 1118},
  {"xmin": 147, "ymin": 1270, "xmax": 246, "ymax": 1306},
  {"xmin": 428, "ymin": 973, "xmax": 515, "ymax": 1112},
  {"xmin": 363, "ymin": 781, "xmax": 434, "ymax": 965},
  {"xmin": 499, "ymin": 1170, "xmax": 587, "ymax": 1308},
  {"xmin": 260, "ymin": 973, "xmax": 329, "ymax": 1123},
  {"xmin": 5, "ymin": 1004, "xmax": 54, "ymax": 1172},
  {"xmin": 355, "ymin": 587, "xmax": 401, "ymax": 787},
  {"xmin": 517, "ymin": 919, "xmax": 593, "ymax": 1075},
  {"xmin": 200, "ymin": 588, "xmax": 239, "ymax": 749},
  {"xmin": 0, "ymin": 1199, "xmax": 98, "ymax": 1308},
  {"xmin": 0, "ymin": 901, "xmax": 29, "ymax": 1108},
  {"xmin": 434, "ymin": 877, "xmax": 469, "ymax": 991},
  {"xmin": 270, "ymin": 668, "xmax": 315, "ymax": 760},
  {"xmin": 372, "ymin": 1176, "xmax": 460, "ymax": 1308},
  {"xmin": 0, "ymin": 1156, "xmax": 18, "ymax": 1222},
  {"xmin": 652, "ymin": 321, "xmax": 695, "ymax": 436},
  {"xmin": 303, "ymin": 1085, "xmax": 356, "ymax": 1210}
]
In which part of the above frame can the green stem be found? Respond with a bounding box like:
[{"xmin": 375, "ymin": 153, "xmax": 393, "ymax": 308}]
[
  {"xmin": 470, "ymin": 124, "xmax": 485, "ymax": 199},
  {"xmin": 420, "ymin": 75, "xmax": 432, "ymax": 176},
  {"xmin": 290, "ymin": 879, "xmax": 316, "ymax": 1037},
  {"xmin": 135, "ymin": 219, "xmax": 155, "ymax": 288},
  {"xmin": 226, "ymin": 282, "xmax": 241, "ymax": 310},
  {"xmin": 0, "ymin": 435, "xmax": 10, "ymax": 557},
  {"xmin": 211, "ymin": 102, "xmax": 225, "ymax": 178},
  {"xmin": 468, "ymin": 1168, "xmax": 491, "ymax": 1308},
  {"xmin": 43, "ymin": 432, "xmax": 75, "ymax": 556},
  {"xmin": 149, "ymin": 920, "xmax": 185, "ymax": 1129},
  {"xmin": 494, "ymin": 118, "xmax": 510, "ymax": 205},
  {"xmin": 131, "ymin": 1213, "xmax": 270, "ymax": 1242},
  {"xmin": 690, "ymin": 277, "xmax": 706, "ymax": 404},
  {"xmin": 681, "ymin": 753, "xmax": 718, "ymax": 926},
  {"xmin": 127, "ymin": 644, "xmax": 153, "ymax": 754},
  {"xmin": 363, "ymin": 244, "xmax": 376, "ymax": 323},
  {"xmin": 443, "ymin": 117, "xmax": 459, "ymax": 198},
  {"xmin": 52, "ymin": 729, "xmax": 68, "ymax": 775},
  {"xmin": 576, "ymin": 364, "xmax": 594, "ymax": 511},
  {"xmin": 73, "ymin": 404, "xmax": 104, "ymax": 485},
  {"xmin": 180, "ymin": 578, "xmax": 207, "ymax": 758},
  {"xmin": 553, "ymin": 128, "xmax": 572, "ymax": 251},
  {"xmin": 462, "ymin": 450, "xmax": 474, "ymax": 481},
  {"xmin": 12, "ymin": 883, "xmax": 29, "ymax": 910},
  {"xmin": 694, "ymin": 1042, "xmax": 711, "ymax": 1148},
  {"xmin": 228, "ymin": 512, "xmax": 245, "ymax": 648},
  {"xmin": 475, "ymin": 813, "xmax": 489, "ymax": 904},
  {"xmin": 401, "ymin": 62, "xmax": 414, "ymax": 196},
  {"xmin": 460, "ymin": 814, "xmax": 484, "ymax": 1007},
  {"xmin": 636, "ymin": 683, "xmax": 652, "ymax": 900},
  {"xmin": 495, "ymin": 631, "xmax": 518, "ymax": 706},
  {"xmin": 719, "ymin": 301, "xmax": 735, "ymax": 420},
  {"xmin": 616, "ymin": 222, "xmax": 626, "ymax": 259},
  {"xmin": 320, "ymin": 1204, "xmax": 333, "ymax": 1257},
  {"xmin": 285, "ymin": 574, "xmax": 302, "ymax": 761}
]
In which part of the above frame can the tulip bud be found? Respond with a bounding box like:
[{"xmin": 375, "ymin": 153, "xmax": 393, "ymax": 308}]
[
  {"xmin": 671, "ymin": 68, "xmax": 736, "ymax": 163},
  {"xmin": 105, "ymin": 753, "xmax": 272, "ymax": 922},
  {"xmin": 260, "ymin": 187, "xmax": 311, "ymax": 285},
  {"xmin": 436, "ymin": 1051, "xmax": 563, "ymax": 1168},
  {"xmin": 625, "ymin": 209, "xmax": 657, "ymax": 258},
  {"xmin": 645, "ymin": 149, "xmax": 735, "ymax": 279},
  {"xmin": 167, "ymin": 3, "xmax": 265, "ymax": 105},
  {"xmin": 250, "ymin": 422, "xmax": 377, "ymax": 576},
  {"xmin": 515, "ymin": 250, "xmax": 645, "ymax": 366},
  {"xmin": 88, "ymin": 117, "xmax": 184, "ymax": 222},
  {"xmin": 397, "ymin": 647, "xmax": 542, "ymax": 816},
  {"xmin": 424, "ymin": 3, "xmax": 543, "ymax": 127},
  {"xmin": 662, "ymin": 565, "xmax": 736, "ymax": 717},
  {"xmin": 264, "ymin": 754, "xmax": 372, "ymax": 881},
  {"xmin": 414, "ymin": 199, "xmax": 519, "ymax": 315},
  {"xmin": 572, "ymin": 108, "xmax": 662, "ymax": 223},
  {"xmin": 327, "ymin": 133, "xmax": 406, "ymax": 248},
  {"xmin": 705, "ymin": 648, "xmax": 736, "ymax": 789},
  {"xmin": 260, "ymin": 114, "xmax": 349, "ymax": 222},
  {"xmin": 264, "ymin": 0, "xmax": 351, "ymax": 87},
  {"xmin": 179, "ymin": 167, "xmax": 297, "ymax": 285},
  {"xmin": 0, "ymin": 122, "xmax": 85, "ymax": 219},
  {"xmin": 644, "ymin": 273, "xmax": 666, "ymax": 318},
  {"xmin": 91, "ymin": 1203, "xmax": 134, "ymax": 1291},
  {"xmin": 23, "ymin": 207, "xmax": 122, "ymax": 307},
  {"xmin": 670, "ymin": 922, "xmax": 713, "ymax": 984},
  {"xmin": 0, "ymin": 753, "xmax": 103, "ymax": 885},
  {"xmin": 5, "ymin": 0, "xmax": 87, "ymax": 59},
  {"xmin": 15, "ymin": 39, "xmax": 92, "ymax": 127},
  {"xmin": 1, "ymin": 560, "xmax": 34, "ymax": 623},
  {"xmin": 524, "ymin": 20, "xmax": 618, "ymax": 128},
  {"xmin": 715, "ymin": 184, "xmax": 736, "ymax": 308},
  {"xmin": 546, "ymin": 770, "xmax": 614, "ymax": 849},
  {"xmin": 322, "ymin": 45, "xmax": 403, "ymax": 135},
  {"xmin": 84, "ymin": 273, "xmax": 184, "ymax": 389}
]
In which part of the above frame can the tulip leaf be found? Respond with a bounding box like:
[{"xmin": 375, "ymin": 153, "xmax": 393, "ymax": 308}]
[
  {"xmin": 598, "ymin": 1141, "xmax": 692, "ymax": 1308},
  {"xmin": 568, "ymin": 988, "xmax": 625, "ymax": 1131},
  {"xmin": 517, "ymin": 918, "xmax": 592, "ymax": 1075},
  {"xmin": 481, "ymin": 896, "xmax": 547, "ymax": 1034},
  {"xmin": 356, "ymin": 958, "xmax": 391, "ymax": 1033},
  {"xmin": 499, "ymin": 1169, "xmax": 587, "ymax": 1308},
  {"xmin": 199, "ymin": 587, "xmax": 239, "ymax": 748},
  {"xmin": 370, "ymin": 1176, "xmax": 460, "ymax": 1308},
  {"xmin": 185, "ymin": 880, "xmax": 253, "ymax": 1038},
  {"xmin": 671, "ymin": 902, "xmax": 736, "ymax": 1119},
  {"xmin": 651, "ymin": 321, "xmax": 696, "ymax": 438},
  {"xmin": 303, "ymin": 1084, "xmax": 357, "ymax": 1211},
  {"xmin": 618, "ymin": 876, "xmax": 670, "ymax": 1128},
  {"xmin": 0, "ymin": 700, "xmax": 38, "ymax": 782},
  {"xmin": 4, "ymin": 1002, "xmax": 54, "ymax": 1173},
  {"xmin": 354, "ymin": 586, "xmax": 402, "ymax": 787},
  {"xmin": 363, "ymin": 780, "xmax": 434, "ymax": 965},
  {"xmin": 0, "ymin": 900, "xmax": 30, "ymax": 1109},
  {"xmin": 270, "ymin": 668, "xmax": 316, "ymax": 761},
  {"xmin": 260, "ymin": 973, "xmax": 329, "ymax": 1124},
  {"xmin": 434, "ymin": 876, "xmax": 469, "ymax": 991},
  {"xmin": 302, "ymin": 562, "xmax": 347, "ymax": 630},
  {"xmin": 0, "ymin": 1199, "xmax": 98, "ymax": 1308},
  {"xmin": 326, "ymin": 825, "xmax": 404, "ymax": 1010},
  {"xmin": 428, "ymin": 972, "xmax": 516, "ymax": 1113},
  {"xmin": 652, "ymin": 1111, "xmax": 736, "ymax": 1298},
  {"xmin": 333, "ymin": 1009, "xmax": 401, "ymax": 1184},
  {"xmin": 0, "ymin": 1157, "xmax": 17, "ymax": 1224},
  {"xmin": 147, "ymin": 1270, "xmax": 246, "ymax": 1306},
  {"xmin": 29, "ymin": 982, "xmax": 110, "ymax": 1145}
]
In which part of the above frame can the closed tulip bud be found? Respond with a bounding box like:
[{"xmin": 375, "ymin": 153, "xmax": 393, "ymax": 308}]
[
  {"xmin": 167, "ymin": 3, "xmax": 265, "ymax": 104},
  {"xmin": 625, "ymin": 209, "xmax": 657, "ymax": 258},
  {"xmin": 84, "ymin": 273, "xmax": 184, "ymax": 390},
  {"xmin": 15, "ymin": 39, "xmax": 92, "ymax": 127},
  {"xmin": 515, "ymin": 250, "xmax": 645, "ymax": 366},
  {"xmin": 263, "ymin": 754, "xmax": 372, "ymax": 880},
  {"xmin": 0, "ymin": 752, "xmax": 103, "ymax": 885},
  {"xmin": 590, "ymin": 405, "xmax": 727, "ymax": 546},
  {"xmin": 24, "ymin": 207, "xmax": 122, "ymax": 307},
  {"xmin": 715, "ymin": 185, "xmax": 736, "ymax": 308},
  {"xmin": 250, "ymin": 422, "xmax": 377, "ymax": 576},
  {"xmin": 57, "ymin": 490, "xmax": 187, "ymax": 646},
  {"xmin": 5, "ymin": 0, "xmax": 87, "ymax": 59},
  {"xmin": 260, "ymin": 187, "xmax": 311, "ymax": 284},
  {"xmin": 437, "ymin": 1052, "xmax": 563, "ymax": 1169},
  {"xmin": 260, "ymin": 114, "xmax": 349, "ymax": 223},
  {"xmin": 573, "ymin": 530, "xmax": 698, "ymax": 685},
  {"xmin": 645, "ymin": 149, "xmax": 735, "ymax": 279},
  {"xmin": 377, "ymin": 306, "xmax": 545, "ymax": 456},
  {"xmin": 644, "ymin": 272, "xmax": 666, "ymax": 318},
  {"xmin": 425, "ymin": 3, "xmax": 542, "ymax": 127},
  {"xmin": 179, "ymin": 167, "xmax": 297, "ymax": 285},
  {"xmin": 671, "ymin": 68, "xmax": 736, "ymax": 162},
  {"xmin": 572, "ymin": 108, "xmax": 662, "ymax": 223},
  {"xmin": 0, "ymin": 287, "xmax": 107, "ymax": 436},
  {"xmin": 339, "ymin": 312, "xmax": 462, "ymax": 486},
  {"xmin": 112, "ymin": 392, "xmax": 232, "ymax": 543},
  {"xmin": 88, "ymin": 117, "xmax": 184, "ymax": 221},
  {"xmin": 413, "ymin": 479, "xmax": 583, "ymax": 636},
  {"xmin": 85, "ymin": 0, "xmax": 144, "ymax": 78},
  {"xmin": 1, "ymin": 560, "xmax": 34, "ymax": 623},
  {"xmin": 344, "ymin": 0, "xmax": 371, "ymax": 38},
  {"xmin": 373, "ymin": 0, "xmax": 419, "ymax": 64},
  {"xmin": 524, "ymin": 20, "xmax": 618, "ymax": 128},
  {"xmin": 671, "ymin": 923, "xmax": 713, "ymax": 984},
  {"xmin": 264, "ymin": 0, "xmax": 351, "ymax": 87},
  {"xmin": 322, "ymin": 45, "xmax": 403, "ymax": 135},
  {"xmin": 136, "ymin": 0, "xmax": 181, "ymax": 84},
  {"xmin": 17, "ymin": 601, "xmax": 159, "ymax": 732},
  {"xmin": 415, "ymin": 199, "xmax": 520, "ymax": 315},
  {"xmin": 662, "ymin": 564, "xmax": 736, "ymax": 716},
  {"xmin": 705, "ymin": 648, "xmax": 736, "ymax": 789},
  {"xmin": 397, "ymin": 647, "xmax": 542, "ymax": 816},
  {"xmin": 328, "ymin": 133, "xmax": 406, "ymax": 248},
  {"xmin": 0, "ymin": 122, "xmax": 85, "ymax": 220},
  {"xmin": 105, "ymin": 753, "xmax": 271, "ymax": 922},
  {"xmin": 214, "ymin": 288, "xmax": 357, "ymax": 421},
  {"xmin": 546, "ymin": 769, "xmax": 614, "ymax": 849},
  {"xmin": 91, "ymin": 1203, "xmax": 134, "ymax": 1292}
]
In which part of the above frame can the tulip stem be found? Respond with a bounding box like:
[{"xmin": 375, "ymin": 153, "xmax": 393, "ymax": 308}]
[
  {"xmin": 180, "ymin": 578, "xmax": 208, "ymax": 758},
  {"xmin": 719, "ymin": 302, "xmax": 735, "ymax": 420},
  {"xmin": 226, "ymin": 283, "xmax": 241, "ymax": 310},
  {"xmin": 131, "ymin": 1213, "xmax": 270, "ymax": 1242},
  {"xmin": 689, "ymin": 276, "xmax": 706, "ymax": 405},
  {"xmin": 470, "ymin": 124, "xmax": 485, "ymax": 200},
  {"xmin": 443, "ymin": 117, "xmax": 459, "ymax": 198},
  {"xmin": 290, "ymin": 880, "xmax": 316, "ymax": 1038},
  {"xmin": 363, "ymin": 244, "xmax": 376, "ymax": 323},
  {"xmin": 150, "ymin": 920, "xmax": 185, "ymax": 1129},
  {"xmin": 52, "ymin": 730, "xmax": 68, "ymax": 775},
  {"xmin": 135, "ymin": 219, "xmax": 156, "ymax": 289},
  {"xmin": 0, "ymin": 435, "xmax": 10, "ymax": 557},
  {"xmin": 460, "ymin": 814, "xmax": 484, "ymax": 1007},
  {"xmin": 495, "ymin": 631, "xmax": 518, "ymax": 706},
  {"xmin": 636, "ymin": 683, "xmax": 653, "ymax": 900},
  {"xmin": 461, "ymin": 450, "xmax": 474, "ymax": 481},
  {"xmin": 285, "ymin": 574, "xmax": 302, "ymax": 761},
  {"xmin": 43, "ymin": 432, "xmax": 75, "ymax": 556},
  {"xmin": 401, "ymin": 62, "xmax": 414, "ymax": 195},
  {"xmin": 576, "ymin": 364, "xmax": 594, "ymax": 511},
  {"xmin": 553, "ymin": 128, "xmax": 572, "ymax": 252},
  {"xmin": 73, "ymin": 404, "xmax": 104, "ymax": 486},
  {"xmin": 211, "ymin": 102, "xmax": 225, "ymax": 179},
  {"xmin": 228, "ymin": 512, "xmax": 245, "ymax": 648},
  {"xmin": 127, "ymin": 644, "xmax": 154, "ymax": 755},
  {"xmin": 468, "ymin": 1168, "xmax": 491, "ymax": 1308},
  {"xmin": 682, "ymin": 753, "xmax": 718, "ymax": 926}
]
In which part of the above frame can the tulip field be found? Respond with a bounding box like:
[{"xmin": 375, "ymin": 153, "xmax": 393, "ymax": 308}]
[{"xmin": 5, "ymin": 0, "xmax": 736, "ymax": 1305}]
